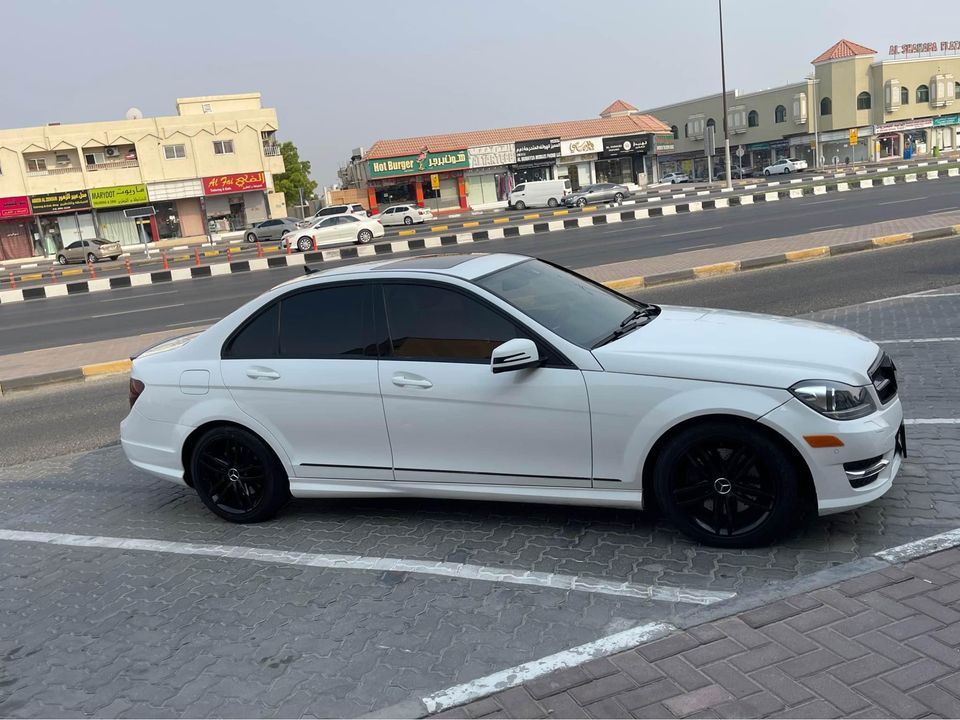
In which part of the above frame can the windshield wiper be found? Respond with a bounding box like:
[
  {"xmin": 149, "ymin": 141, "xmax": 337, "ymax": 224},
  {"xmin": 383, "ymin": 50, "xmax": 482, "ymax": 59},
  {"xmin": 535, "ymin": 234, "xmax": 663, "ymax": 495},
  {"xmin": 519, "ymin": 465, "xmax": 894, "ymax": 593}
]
[{"xmin": 592, "ymin": 306, "xmax": 660, "ymax": 349}]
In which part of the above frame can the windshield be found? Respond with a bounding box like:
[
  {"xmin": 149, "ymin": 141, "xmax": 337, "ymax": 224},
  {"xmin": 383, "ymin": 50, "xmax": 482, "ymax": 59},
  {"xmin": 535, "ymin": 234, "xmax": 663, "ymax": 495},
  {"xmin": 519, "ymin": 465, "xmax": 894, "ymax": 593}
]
[{"xmin": 476, "ymin": 259, "xmax": 646, "ymax": 348}]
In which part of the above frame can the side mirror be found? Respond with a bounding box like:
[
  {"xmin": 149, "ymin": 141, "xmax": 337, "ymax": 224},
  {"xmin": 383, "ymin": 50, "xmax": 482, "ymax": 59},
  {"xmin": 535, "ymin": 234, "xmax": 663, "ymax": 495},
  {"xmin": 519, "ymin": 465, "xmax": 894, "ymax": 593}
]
[{"xmin": 491, "ymin": 338, "xmax": 540, "ymax": 374}]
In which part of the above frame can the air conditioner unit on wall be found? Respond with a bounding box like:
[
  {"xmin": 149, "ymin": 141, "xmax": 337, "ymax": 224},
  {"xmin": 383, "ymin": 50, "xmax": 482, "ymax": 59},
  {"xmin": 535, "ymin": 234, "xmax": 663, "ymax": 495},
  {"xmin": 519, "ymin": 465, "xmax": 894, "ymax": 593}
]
[{"xmin": 105, "ymin": 146, "xmax": 119, "ymax": 157}]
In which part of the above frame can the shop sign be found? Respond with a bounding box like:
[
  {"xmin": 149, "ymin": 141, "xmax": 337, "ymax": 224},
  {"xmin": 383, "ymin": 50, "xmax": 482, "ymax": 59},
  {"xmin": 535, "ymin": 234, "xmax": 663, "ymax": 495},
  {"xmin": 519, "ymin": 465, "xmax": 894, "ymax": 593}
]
[
  {"xmin": 89, "ymin": 183, "xmax": 148, "ymax": 209},
  {"xmin": 653, "ymin": 134, "xmax": 675, "ymax": 153},
  {"xmin": 29, "ymin": 189, "xmax": 90, "ymax": 213},
  {"xmin": 888, "ymin": 41, "xmax": 960, "ymax": 56},
  {"xmin": 789, "ymin": 134, "xmax": 815, "ymax": 146},
  {"xmin": 933, "ymin": 114, "xmax": 960, "ymax": 126},
  {"xmin": 147, "ymin": 178, "xmax": 205, "ymax": 201},
  {"xmin": 203, "ymin": 171, "xmax": 267, "ymax": 195},
  {"xmin": 368, "ymin": 150, "xmax": 469, "ymax": 178},
  {"xmin": 514, "ymin": 138, "xmax": 561, "ymax": 163},
  {"xmin": 874, "ymin": 118, "xmax": 933, "ymax": 134},
  {"xmin": 0, "ymin": 195, "xmax": 30, "ymax": 219},
  {"xmin": 468, "ymin": 143, "xmax": 515, "ymax": 168},
  {"xmin": 560, "ymin": 137, "xmax": 602, "ymax": 157},
  {"xmin": 602, "ymin": 134, "xmax": 650, "ymax": 157}
]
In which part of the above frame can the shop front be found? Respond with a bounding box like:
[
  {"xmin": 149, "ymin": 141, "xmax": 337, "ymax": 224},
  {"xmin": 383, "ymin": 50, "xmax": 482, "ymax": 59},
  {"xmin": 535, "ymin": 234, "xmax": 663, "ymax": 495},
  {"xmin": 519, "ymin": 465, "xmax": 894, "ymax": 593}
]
[
  {"xmin": 466, "ymin": 144, "xmax": 515, "ymax": 209},
  {"xmin": 873, "ymin": 119, "xmax": 931, "ymax": 160},
  {"xmin": 147, "ymin": 179, "xmax": 207, "ymax": 240},
  {"xmin": 91, "ymin": 183, "xmax": 156, "ymax": 247},
  {"xmin": 365, "ymin": 150, "xmax": 469, "ymax": 214},
  {"xmin": 202, "ymin": 172, "xmax": 269, "ymax": 231},
  {"xmin": 510, "ymin": 138, "xmax": 560, "ymax": 184},
  {"xmin": 0, "ymin": 196, "xmax": 33, "ymax": 260},
  {"xmin": 557, "ymin": 138, "xmax": 600, "ymax": 190},
  {"xmin": 29, "ymin": 190, "xmax": 96, "ymax": 257},
  {"xmin": 788, "ymin": 136, "xmax": 816, "ymax": 167},
  {"xmin": 932, "ymin": 114, "xmax": 958, "ymax": 152},
  {"xmin": 595, "ymin": 134, "xmax": 650, "ymax": 185}
]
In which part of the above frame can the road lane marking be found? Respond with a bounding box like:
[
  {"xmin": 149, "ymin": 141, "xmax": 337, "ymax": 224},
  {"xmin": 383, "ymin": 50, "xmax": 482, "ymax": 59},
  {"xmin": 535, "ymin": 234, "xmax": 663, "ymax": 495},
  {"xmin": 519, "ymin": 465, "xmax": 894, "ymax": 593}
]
[
  {"xmin": 0, "ymin": 529, "xmax": 736, "ymax": 605},
  {"xmin": 878, "ymin": 197, "xmax": 923, "ymax": 205},
  {"xmin": 658, "ymin": 225, "xmax": 723, "ymax": 238},
  {"xmin": 422, "ymin": 621, "xmax": 674, "ymax": 713},
  {"xmin": 90, "ymin": 303, "xmax": 184, "ymax": 319},
  {"xmin": 97, "ymin": 290, "xmax": 179, "ymax": 303}
]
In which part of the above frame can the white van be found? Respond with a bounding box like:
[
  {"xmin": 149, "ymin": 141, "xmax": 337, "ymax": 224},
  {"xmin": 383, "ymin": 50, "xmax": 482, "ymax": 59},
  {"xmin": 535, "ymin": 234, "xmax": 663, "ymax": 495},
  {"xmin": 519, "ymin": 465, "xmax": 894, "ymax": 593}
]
[{"xmin": 507, "ymin": 179, "xmax": 571, "ymax": 210}]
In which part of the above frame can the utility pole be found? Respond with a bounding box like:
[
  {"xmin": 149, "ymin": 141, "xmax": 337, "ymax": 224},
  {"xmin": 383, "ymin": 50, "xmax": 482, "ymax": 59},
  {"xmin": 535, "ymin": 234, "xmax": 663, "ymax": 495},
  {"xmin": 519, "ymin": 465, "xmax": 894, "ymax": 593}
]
[{"xmin": 718, "ymin": 0, "xmax": 733, "ymax": 191}]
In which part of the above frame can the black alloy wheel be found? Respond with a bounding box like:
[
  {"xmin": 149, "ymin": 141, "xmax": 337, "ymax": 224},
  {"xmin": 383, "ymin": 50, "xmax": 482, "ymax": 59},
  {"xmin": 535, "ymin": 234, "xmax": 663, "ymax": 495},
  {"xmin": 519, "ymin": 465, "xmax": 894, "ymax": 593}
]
[
  {"xmin": 297, "ymin": 236, "xmax": 313, "ymax": 252},
  {"xmin": 614, "ymin": 192, "xmax": 624, "ymax": 202},
  {"xmin": 654, "ymin": 421, "xmax": 801, "ymax": 547},
  {"xmin": 57, "ymin": 255, "xmax": 67, "ymax": 265},
  {"xmin": 577, "ymin": 198, "xmax": 588, "ymax": 207},
  {"xmin": 191, "ymin": 426, "xmax": 289, "ymax": 523}
]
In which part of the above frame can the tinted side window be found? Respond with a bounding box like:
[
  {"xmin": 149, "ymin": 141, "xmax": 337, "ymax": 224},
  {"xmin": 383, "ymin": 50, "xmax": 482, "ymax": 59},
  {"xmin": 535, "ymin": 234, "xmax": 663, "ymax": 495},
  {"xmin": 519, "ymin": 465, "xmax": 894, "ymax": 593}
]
[
  {"xmin": 382, "ymin": 284, "xmax": 522, "ymax": 362},
  {"xmin": 224, "ymin": 303, "xmax": 279, "ymax": 359},
  {"xmin": 513, "ymin": 184, "xmax": 526, "ymax": 192},
  {"xmin": 279, "ymin": 285, "xmax": 371, "ymax": 358}
]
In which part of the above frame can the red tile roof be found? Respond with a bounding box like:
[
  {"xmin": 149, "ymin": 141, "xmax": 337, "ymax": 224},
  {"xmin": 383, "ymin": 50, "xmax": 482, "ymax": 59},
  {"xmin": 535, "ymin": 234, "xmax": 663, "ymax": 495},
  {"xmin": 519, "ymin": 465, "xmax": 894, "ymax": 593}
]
[
  {"xmin": 365, "ymin": 113, "xmax": 671, "ymax": 159},
  {"xmin": 599, "ymin": 99, "xmax": 638, "ymax": 116},
  {"xmin": 811, "ymin": 39, "xmax": 877, "ymax": 64}
]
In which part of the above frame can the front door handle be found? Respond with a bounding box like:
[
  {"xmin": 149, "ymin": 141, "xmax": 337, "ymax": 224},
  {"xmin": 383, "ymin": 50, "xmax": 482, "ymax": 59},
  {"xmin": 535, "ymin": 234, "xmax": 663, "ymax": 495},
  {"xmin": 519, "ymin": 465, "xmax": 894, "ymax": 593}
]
[
  {"xmin": 392, "ymin": 374, "xmax": 432, "ymax": 389},
  {"xmin": 246, "ymin": 367, "xmax": 280, "ymax": 380}
]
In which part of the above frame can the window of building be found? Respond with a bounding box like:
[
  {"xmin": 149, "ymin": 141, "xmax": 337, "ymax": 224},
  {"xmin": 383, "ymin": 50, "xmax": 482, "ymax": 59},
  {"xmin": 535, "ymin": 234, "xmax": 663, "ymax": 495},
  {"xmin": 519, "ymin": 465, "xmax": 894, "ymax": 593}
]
[
  {"xmin": 747, "ymin": 111, "xmax": 759, "ymax": 128},
  {"xmin": 820, "ymin": 97, "xmax": 832, "ymax": 116},
  {"xmin": 775, "ymin": 105, "xmax": 786, "ymax": 123},
  {"xmin": 706, "ymin": 118, "xmax": 716, "ymax": 130},
  {"xmin": 164, "ymin": 144, "xmax": 186, "ymax": 160},
  {"xmin": 382, "ymin": 283, "xmax": 523, "ymax": 362},
  {"xmin": 671, "ymin": 125, "xmax": 678, "ymax": 139},
  {"xmin": 901, "ymin": 86, "xmax": 910, "ymax": 105},
  {"xmin": 857, "ymin": 92, "xmax": 871, "ymax": 110},
  {"xmin": 27, "ymin": 157, "xmax": 47, "ymax": 172},
  {"xmin": 55, "ymin": 153, "xmax": 70, "ymax": 165},
  {"xmin": 956, "ymin": 82, "xmax": 960, "ymax": 100},
  {"xmin": 917, "ymin": 85, "xmax": 929, "ymax": 103},
  {"xmin": 684, "ymin": 123, "xmax": 689, "ymax": 138},
  {"xmin": 279, "ymin": 285, "xmax": 371, "ymax": 358},
  {"xmin": 213, "ymin": 140, "xmax": 235, "ymax": 155}
]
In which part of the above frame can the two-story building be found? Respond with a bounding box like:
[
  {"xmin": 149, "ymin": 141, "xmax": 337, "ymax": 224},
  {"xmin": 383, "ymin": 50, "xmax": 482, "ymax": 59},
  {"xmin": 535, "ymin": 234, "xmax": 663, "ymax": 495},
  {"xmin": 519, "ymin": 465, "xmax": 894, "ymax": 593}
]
[
  {"xmin": 0, "ymin": 93, "xmax": 286, "ymax": 261},
  {"xmin": 641, "ymin": 39, "xmax": 960, "ymax": 178}
]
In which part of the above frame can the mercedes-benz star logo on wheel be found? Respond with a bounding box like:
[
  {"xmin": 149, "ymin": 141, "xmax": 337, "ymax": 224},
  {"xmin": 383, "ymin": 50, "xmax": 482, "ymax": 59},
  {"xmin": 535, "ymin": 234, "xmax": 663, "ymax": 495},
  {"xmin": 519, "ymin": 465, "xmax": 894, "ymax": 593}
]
[
  {"xmin": 714, "ymin": 477, "xmax": 732, "ymax": 495},
  {"xmin": 227, "ymin": 468, "xmax": 240, "ymax": 483}
]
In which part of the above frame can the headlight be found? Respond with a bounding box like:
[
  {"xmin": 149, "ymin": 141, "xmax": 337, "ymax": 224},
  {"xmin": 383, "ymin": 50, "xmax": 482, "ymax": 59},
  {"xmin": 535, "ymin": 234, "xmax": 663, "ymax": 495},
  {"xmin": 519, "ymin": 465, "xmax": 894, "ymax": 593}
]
[{"xmin": 789, "ymin": 380, "xmax": 876, "ymax": 420}]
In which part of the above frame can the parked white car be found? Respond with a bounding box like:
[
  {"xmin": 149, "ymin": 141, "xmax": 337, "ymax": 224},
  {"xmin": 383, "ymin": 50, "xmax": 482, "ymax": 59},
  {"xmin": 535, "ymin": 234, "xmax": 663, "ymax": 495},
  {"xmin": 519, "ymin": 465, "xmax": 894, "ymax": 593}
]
[
  {"xmin": 763, "ymin": 158, "xmax": 808, "ymax": 175},
  {"xmin": 372, "ymin": 204, "xmax": 434, "ymax": 226},
  {"xmin": 121, "ymin": 253, "xmax": 904, "ymax": 547},
  {"xmin": 298, "ymin": 203, "xmax": 369, "ymax": 227},
  {"xmin": 281, "ymin": 215, "xmax": 384, "ymax": 251},
  {"xmin": 660, "ymin": 172, "xmax": 690, "ymax": 184}
]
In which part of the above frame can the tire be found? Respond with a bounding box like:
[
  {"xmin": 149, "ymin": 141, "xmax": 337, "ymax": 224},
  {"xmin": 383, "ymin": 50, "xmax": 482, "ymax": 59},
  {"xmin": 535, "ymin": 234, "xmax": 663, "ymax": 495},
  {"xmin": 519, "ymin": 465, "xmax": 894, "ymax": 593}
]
[
  {"xmin": 614, "ymin": 192, "xmax": 624, "ymax": 202},
  {"xmin": 86, "ymin": 252, "xmax": 97, "ymax": 264},
  {"xmin": 190, "ymin": 426, "xmax": 290, "ymax": 523},
  {"xmin": 764, "ymin": 170, "xmax": 771, "ymax": 176},
  {"xmin": 297, "ymin": 236, "xmax": 313, "ymax": 252},
  {"xmin": 110, "ymin": 255, "xmax": 120, "ymax": 261},
  {"xmin": 403, "ymin": 215, "xmax": 413, "ymax": 225},
  {"xmin": 514, "ymin": 201, "xmax": 526, "ymax": 211},
  {"xmin": 652, "ymin": 420, "xmax": 802, "ymax": 548},
  {"xmin": 547, "ymin": 198, "xmax": 559, "ymax": 208},
  {"xmin": 57, "ymin": 255, "xmax": 67, "ymax": 265},
  {"xmin": 783, "ymin": 167, "xmax": 791, "ymax": 175},
  {"xmin": 357, "ymin": 229, "xmax": 374, "ymax": 244},
  {"xmin": 246, "ymin": 232, "xmax": 257, "ymax": 243},
  {"xmin": 577, "ymin": 198, "xmax": 587, "ymax": 207}
]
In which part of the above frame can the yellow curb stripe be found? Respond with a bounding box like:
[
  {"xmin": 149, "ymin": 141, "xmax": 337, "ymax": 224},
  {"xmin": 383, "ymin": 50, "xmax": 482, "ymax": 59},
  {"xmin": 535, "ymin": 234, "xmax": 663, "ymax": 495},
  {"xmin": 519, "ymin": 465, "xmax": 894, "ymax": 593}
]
[
  {"xmin": 693, "ymin": 261, "xmax": 739, "ymax": 277},
  {"xmin": 81, "ymin": 359, "xmax": 132, "ymax": 377},
  {"xmin": 61, "ymin": 268, "xmax": 83, "ymax": 276},
  {"xmin": 953, "ymin": 224, "xmax": 960, "ymax": 234},
  {"xmin": 872, "ymin": 232, "xmax": 913, "ymax": 247},
  {"xmin": 785, "ymin": 246, "xmax": 829, "ymax": 261},
  {"xmin": 431, "ymin": 225, "xmax": 449, "ymax": 232},
  {"xmin": 262, "ymin": 246, "xmax": 279, "ymax": 253},
  {"xmin": 552, "ymin": 209, "xmax": 569, "ymax": 216},
  {"xmin": 603, "ymin": 276, "xmax": 646, "ymax": 292},
  {"xmin": 227, "ymin": 247, "xmax": 242, "ymax": 253},
  {"xmin": 175, "ymin": 255, "xmax": 191, "ymax": 261},
  {"xmin": 462, "ymin": 221, "xmax": 480, "ymax": 228},
  {"xmin": 21, "ymin": 273, "xmax": 42, "ymax": 281},
  {"xmin": 398, "ymin": 229, "xmax": 417, "ymax": 236},
  {"xmin": 204, "ymin": 251, "xmax": 220, "ymax": 257},
  {"xmin": 522, "ymin": 213, "xmax": 540, "ymax": 220},
  {"xmin": 493, "ymin": 217, "xmax": 509, "ymax": 224},
  {"xmin": 582, "ymin": 206, "xmax": 598, "ymax": 212}
]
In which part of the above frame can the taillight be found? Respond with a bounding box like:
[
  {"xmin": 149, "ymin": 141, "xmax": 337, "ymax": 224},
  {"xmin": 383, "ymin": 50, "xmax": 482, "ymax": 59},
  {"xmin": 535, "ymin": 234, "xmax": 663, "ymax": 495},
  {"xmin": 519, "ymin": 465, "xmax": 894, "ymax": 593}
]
[{"xmin": 129, "ymin": 378, "xmax": 145, "ymax": 408}]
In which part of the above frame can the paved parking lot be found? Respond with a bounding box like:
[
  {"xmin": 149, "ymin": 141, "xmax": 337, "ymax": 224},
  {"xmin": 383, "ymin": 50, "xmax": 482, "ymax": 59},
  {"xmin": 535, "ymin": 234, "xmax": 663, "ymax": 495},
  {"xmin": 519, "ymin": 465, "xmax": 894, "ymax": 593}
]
[{"xmin": 0, "ymin": 286, "xmax": 958, "ymax": 717}]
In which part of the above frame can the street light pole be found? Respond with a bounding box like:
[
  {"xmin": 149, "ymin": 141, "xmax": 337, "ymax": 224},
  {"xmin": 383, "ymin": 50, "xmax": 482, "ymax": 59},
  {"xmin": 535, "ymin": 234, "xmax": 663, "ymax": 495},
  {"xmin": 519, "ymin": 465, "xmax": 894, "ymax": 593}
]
[{"xmin": 718, "ymin": 0, "xmax": 733, "ymax": 190}]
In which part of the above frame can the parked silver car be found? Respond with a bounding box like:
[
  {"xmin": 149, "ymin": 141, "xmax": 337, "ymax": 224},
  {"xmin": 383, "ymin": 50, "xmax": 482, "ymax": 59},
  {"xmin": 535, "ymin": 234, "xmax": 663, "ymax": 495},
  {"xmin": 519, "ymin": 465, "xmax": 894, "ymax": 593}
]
[
  {"xmin": 245, "ymin": 218, "xmax": 300, "ymax": 243},
  {"xmin": 56, "ymin": 238, "xmax": 122, "ymax": 265},
  {"xmin": 562, "ymin": 183, "xmax": 630, "ymax": 207}
]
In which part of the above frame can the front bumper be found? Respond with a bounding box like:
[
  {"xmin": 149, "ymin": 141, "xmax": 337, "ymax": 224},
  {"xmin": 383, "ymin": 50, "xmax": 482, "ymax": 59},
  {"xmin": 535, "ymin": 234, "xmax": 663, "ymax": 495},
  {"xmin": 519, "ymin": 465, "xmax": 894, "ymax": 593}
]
[{"xmin": 760, "ymin": 396, "xmax": 904, "ymax": 515}]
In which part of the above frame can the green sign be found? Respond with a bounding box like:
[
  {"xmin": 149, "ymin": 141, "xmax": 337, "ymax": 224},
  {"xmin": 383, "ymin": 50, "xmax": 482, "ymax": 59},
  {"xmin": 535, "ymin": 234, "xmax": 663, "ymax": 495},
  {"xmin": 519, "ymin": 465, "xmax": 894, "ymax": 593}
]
[
  {"xmin": 368, "ymin": 150, "xmax": 468, "ymax": 179},
  {"xmin": 90, "ymin": 183, "xmax": 148, "ymax": 208},
  {"xmin": 933, "ymin": 114, "xmax": 960, "ymax": 127}
]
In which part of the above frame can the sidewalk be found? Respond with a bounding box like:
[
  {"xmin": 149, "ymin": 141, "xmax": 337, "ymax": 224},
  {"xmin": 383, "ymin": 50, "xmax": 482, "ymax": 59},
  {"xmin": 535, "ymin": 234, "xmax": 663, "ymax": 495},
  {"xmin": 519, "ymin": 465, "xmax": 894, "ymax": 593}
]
[{"xmin": 434, "ymin": 547, "xmax": 960, "ymax": 718}]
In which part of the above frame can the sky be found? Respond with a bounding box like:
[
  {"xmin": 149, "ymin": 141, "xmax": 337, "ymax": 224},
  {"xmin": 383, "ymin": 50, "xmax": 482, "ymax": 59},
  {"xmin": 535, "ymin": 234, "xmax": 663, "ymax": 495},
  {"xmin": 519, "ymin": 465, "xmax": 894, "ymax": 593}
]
[{"xmin": 4, "ymin": 0, "xmax": 960, "ymax": 186}]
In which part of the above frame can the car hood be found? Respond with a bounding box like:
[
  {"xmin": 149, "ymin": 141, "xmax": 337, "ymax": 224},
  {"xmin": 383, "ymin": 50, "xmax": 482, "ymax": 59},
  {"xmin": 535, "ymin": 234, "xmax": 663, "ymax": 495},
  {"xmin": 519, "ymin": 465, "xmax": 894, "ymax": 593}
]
[{"xmin": 591, "ymin": 305, "xmax": 879, "ymax": 388}]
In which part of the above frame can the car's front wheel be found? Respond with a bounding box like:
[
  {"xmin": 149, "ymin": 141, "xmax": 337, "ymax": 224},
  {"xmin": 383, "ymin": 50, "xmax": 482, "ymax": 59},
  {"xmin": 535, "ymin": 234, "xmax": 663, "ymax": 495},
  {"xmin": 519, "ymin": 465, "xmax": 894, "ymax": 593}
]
[
  {"xmin": 246, "ymin": 232, "xmax": 257, "ymax": 243},
  {"xmin": 653, "ymin": 420, "xmax": 802, "ymax": 547},
  {"xmin": 403, "ymin": 216, "xmax": 413, "ymax": 225},
  {"xmin": 86, "ymin": 253, "xmax": 97, "ymax": 264},
  {"xmin": 357, "ymin": 229, "xmax": 374, "ymax": 244},
  {"xmin": 764, "ymin": 170, "xmax": 771, "ymax": 176},
  {"xmin": 297, "ymin": 236, "xmax": 313, "ymax": 252},
  {"xmin": 513, "ymin": 201, "xmax": 526, "ymax": 211},
  {"xmin": 191, "ymin": 426, "xmax": 290, "ymax": 523},
  {"xmin": 614, "ymin": 192, "xmax": 624, "ymax": 202}
]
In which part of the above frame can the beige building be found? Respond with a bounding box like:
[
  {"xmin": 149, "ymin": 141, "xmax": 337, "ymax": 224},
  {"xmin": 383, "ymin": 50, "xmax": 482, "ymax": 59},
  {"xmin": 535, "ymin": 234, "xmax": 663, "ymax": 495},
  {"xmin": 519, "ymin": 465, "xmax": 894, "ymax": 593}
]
[
  {"xmin": 0, "ymin": 93, "xmax": 286, "ymax": 260},
  {"xmin": 641, "ymin": 39, "xmax": 960, "ymax": 178}
]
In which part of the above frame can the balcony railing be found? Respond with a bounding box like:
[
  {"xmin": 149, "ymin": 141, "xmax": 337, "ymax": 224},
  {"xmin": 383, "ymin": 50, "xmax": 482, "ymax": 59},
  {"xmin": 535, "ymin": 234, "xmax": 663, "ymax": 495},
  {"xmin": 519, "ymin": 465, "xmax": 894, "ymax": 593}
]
[
  {"xmin": 26, "ymin": 165, "xmax": 82, "ymax": 176},
  {"xmin": 85, "ymin": 159, "xmax": 140, "ymax": 171},
  {"xmin": 263, "ymin": 144, "xmax": 281, "ymax": 156}
]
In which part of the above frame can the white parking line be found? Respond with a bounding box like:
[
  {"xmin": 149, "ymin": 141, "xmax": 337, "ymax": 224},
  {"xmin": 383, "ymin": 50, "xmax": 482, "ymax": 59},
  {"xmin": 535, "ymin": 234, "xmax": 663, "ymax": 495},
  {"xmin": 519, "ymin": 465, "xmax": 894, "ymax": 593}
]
[
  {"xmin": 0, "ymin": 529, "xmax": 736, "ymax": 605},
  {"xmin": 877, "ymin": 528, "xmax": 960, "ymax": 563},
  {"xmin": 421, "ymin": 621, "xmax": 673, "ymax": 713},
  {"xmin": 904, "ymin": 419, "xmax": 960, "ymax": 425}
]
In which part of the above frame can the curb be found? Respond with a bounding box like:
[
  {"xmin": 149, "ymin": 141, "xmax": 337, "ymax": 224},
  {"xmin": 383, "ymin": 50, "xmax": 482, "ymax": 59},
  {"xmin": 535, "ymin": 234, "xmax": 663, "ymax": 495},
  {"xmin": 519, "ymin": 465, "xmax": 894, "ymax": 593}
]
[
  {"xmin": 4, "ymin": 222, "xmax": 958, "ymax": 397},
  {"xmin": 2, "ymin": 165, "xmax": 960, "ymax": 306}
]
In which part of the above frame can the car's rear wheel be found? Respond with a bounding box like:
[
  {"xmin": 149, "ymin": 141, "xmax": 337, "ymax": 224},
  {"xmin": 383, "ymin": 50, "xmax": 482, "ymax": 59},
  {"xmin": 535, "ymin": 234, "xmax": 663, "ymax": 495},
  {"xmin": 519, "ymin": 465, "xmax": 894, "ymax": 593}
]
[
  {"xmin": 297, "ymin": 236, "xmax": 313, "ymax": 252},
  {"xmin": 514, "ymin": 201, "xmax": 526, "ymax": 211},
  {"xmin": 110, "ymin": 255, "xmax": 120, "ymax": 261},
  {"xmin": 191, "ymin": 426, "xmax": 290, "ymax": 523},
  {"xmin": 57, "ymin": 255, "xmax": 67, "ymax": 265},
  {"xmin": 547, "ymin": 198, "xmax": 558, "ymax": 208},
  {"xmin": 357, "ymin": 229, "xmax": 374, "ymax": 244},
  {"xmin": 86, "ymin": 252, "xmax": 97, "ymax": 264},
  {"xmin": 246, "ymin": 232, "xmax": 257, "ymax": 243},
  {"xmin": 783, "ymin": 167, "xmax": 791, "ymax": 174},
  {"xmin": 577, "ymin": 198, "xmax": 587, "ymax": 207},
  {"xmin": 653, "ymin": 420, "xmax": 801, "ymax": 547},
  {"xmin": 403, "ymin": 216, "xmax": 413, "ymax": 225}
]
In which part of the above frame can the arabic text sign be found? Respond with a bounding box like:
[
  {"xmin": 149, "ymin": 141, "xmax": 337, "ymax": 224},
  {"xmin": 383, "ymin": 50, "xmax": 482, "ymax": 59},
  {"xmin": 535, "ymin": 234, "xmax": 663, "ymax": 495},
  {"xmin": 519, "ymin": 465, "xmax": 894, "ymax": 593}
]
[
  {"xmin": 30, "ymin": 189, "xmax": 91, "ymax": 213},
  {"xmin": 368, "ymin": 150, "xmax": 469, "ymax": 178},
  {"xmin": 203, "ymin": 172, "xmax": 267, "ymax": 195},
  {"xmin": 514, "ymin": 138, "xmax": 561, "ymax": 163},
  {"xmin": 561, "ymin": 137, "xmax": 602, "ymax": 157},
  {"xmin": 90, "ymin": 184, "xmax": 148, "ymax": 209},
  {"xmin": 0, "ymin": 196, "xmax": 30, "ymax": 219}
]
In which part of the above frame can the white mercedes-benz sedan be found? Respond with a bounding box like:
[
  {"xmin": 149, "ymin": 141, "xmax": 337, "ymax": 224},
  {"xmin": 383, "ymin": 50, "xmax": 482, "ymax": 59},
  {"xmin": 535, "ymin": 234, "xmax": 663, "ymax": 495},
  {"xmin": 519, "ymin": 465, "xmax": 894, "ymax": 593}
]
[{"xmin": 121, "ymin": 253, "xmax": 904, "ymax": 547}]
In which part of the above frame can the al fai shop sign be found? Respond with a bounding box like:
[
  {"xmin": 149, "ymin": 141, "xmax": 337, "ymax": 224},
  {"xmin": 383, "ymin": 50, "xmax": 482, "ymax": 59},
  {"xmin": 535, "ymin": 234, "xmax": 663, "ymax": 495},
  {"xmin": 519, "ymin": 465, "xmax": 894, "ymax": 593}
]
[
  {"xmin": 203, "ymin": 171, "xmax": 268, "ymax": 195},
  {"xmin": 601, "ymin": 134, "xmax": 650, "ymax": 157},
  {"xmin": 29, "ymin": 189, "xmax": 91, "ymax": 213},
  {"xmin": 90, "ymin": 183, "xmax": 148, "ymax": 209},
  {"xmin": 468, "ymin": 143, "xmax": 516, "ymax": 168},
  {"xmin": 368, "ymin": 149, "xmax": 469, "ymax": 179},
  {"xmin": 514, "ymin": 138, "xmax": 561, "ymax": 163},
  {"xmin": 0, "ymin": 195, "xmax": 30, "ymax": 219}
]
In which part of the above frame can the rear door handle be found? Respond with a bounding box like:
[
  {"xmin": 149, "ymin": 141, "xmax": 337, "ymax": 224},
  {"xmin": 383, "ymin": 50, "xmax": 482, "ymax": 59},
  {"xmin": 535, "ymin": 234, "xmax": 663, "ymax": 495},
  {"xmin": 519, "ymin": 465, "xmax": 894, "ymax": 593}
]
[
  {"xmin": 392, "ymin": 374, "xmax": 432, "ymax": 389},
  {"xmin": 246, "ymin": 367, "xmax": 280, "ymax": 380}
]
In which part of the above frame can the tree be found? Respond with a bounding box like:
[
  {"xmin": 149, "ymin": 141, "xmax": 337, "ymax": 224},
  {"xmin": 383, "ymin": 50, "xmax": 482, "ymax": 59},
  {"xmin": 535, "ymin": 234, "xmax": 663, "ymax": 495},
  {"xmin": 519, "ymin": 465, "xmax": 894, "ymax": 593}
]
[{"xmin": 273, "ymin": 141, "xmax": 318, "ymax": 210}]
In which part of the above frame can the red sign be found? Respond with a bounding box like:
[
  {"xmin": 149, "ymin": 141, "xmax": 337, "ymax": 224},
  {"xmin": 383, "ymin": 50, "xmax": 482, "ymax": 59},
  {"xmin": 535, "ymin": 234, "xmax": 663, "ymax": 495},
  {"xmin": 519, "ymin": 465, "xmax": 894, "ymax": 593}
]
[
  {"xmin": 202, "ymin": 172, "xmax": 267, "ymax": 195},
  {"xmin": 0, "ymin": 196, "xmax": 30, "ymax": 219}
]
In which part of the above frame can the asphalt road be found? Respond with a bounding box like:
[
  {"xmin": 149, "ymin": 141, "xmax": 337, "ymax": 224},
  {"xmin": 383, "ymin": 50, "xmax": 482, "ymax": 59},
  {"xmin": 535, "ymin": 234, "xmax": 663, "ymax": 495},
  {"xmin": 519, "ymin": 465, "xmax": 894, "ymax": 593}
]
[
  {"xmin": 2, "ymin": 174, "xmax": 960, "ymax": 354},
  {"xmin": 3, "ymin": 236, "xmax": 957, "ymax": 466}
]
